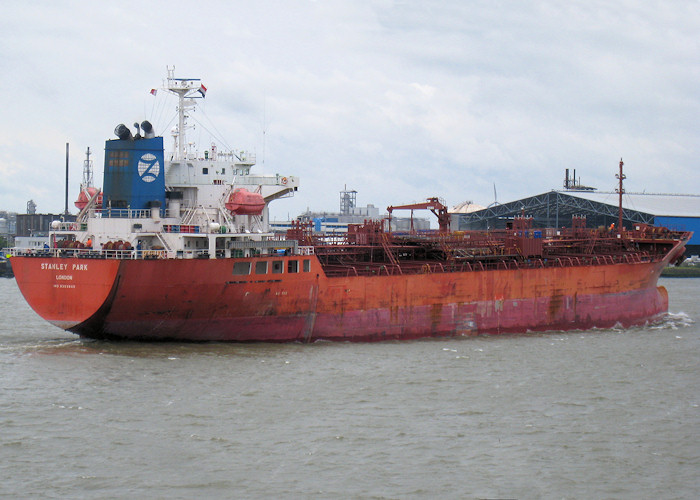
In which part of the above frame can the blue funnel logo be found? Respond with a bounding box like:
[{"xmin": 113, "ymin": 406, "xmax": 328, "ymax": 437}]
[{"xmin": 138, "ymin": 153, "xmax": 160, "ymax": 183}]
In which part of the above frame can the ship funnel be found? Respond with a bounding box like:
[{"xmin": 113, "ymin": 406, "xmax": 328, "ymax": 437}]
[
  {"xmin": 114, "ymin": 124, "xmax": 133, "ymax": 140},
  {"xmin": 141, "ymin": 120, "xmax": 155, "ymax": 139}
]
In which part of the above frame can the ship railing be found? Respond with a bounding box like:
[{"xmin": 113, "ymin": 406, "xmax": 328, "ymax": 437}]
[
  {"xmin": 236, "ymin": 175, "xmax": 291, "ymax": 187},
  {"xmin": 349, "ymin": 252, "xmax": 656, "ymax": 276},
  {"xmin": 7, "ymin": 245, "xmax": 662, "ymax": 267},
  {"xmin": 396, "ymin": 262, "xmax": 447, "ymax": 274},
  {"xmin": 100, "ymin": 208, "xmax": 158, "ymax": 219},
  {"xmin": 323, "ymin": 263, "xmax": 404, "ymax": 277},
  {"xmin": 181, "ymin": 150, "xmax": 256, "ymax": 165},
  {"xmin": 52, "ymin": 221, "xmax": 88, "ymax": 232},
  {"xmin": 101, "ymin": 249, "xmax": 170, "ymax": 259},
  {"xmin": 4, "ymin": 248, "xmax": 55, "ymax": 257},
  {"xmin": 228, "ymin": 240, "xmax": 298, "ymax": 253},
  {"xmin": 8, "ymin": 244, "xmax": 313, "ymax": 260},
  {"xmin": 5, "ymin": 247, "xmax": 128, "ymax": 259},
  {"xmin": 7, "ymin": 247, "xmax": 52, "ymax": 257},
  {"xmin": 5, "ymin": 247, "xmax": 168, "ymax": 260}
]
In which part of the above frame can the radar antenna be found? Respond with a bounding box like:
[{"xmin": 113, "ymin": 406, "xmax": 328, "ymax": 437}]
[
  {"xmin": 82, "ymin": 147, "xmax": 94, "ymax": 188},
  {"xmin": 164, "ymin": 65, "xmax": 206, "ymax": 161}
]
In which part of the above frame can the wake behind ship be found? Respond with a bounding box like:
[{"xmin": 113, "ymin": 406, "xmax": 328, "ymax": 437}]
[{"xmin": 7, "ymin": 69, "xmax": 691, "ymax": 342}]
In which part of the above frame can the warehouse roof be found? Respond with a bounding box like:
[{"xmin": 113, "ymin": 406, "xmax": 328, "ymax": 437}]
[{"xmin": 566, "ymin": 192, "xmax": 700, "ymax": 217}]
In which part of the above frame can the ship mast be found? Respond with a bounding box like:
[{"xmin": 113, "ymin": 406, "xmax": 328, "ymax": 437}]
[
  {"xmin": 81, "ymin": 147, "xmax": 93, "ymax": 188},
  {"xmin": 615, "ymin": 158, "xmax": 625, "ymax": 232},
  {"xmin": 165, "ymin": 66, "xmax": 205, "ymax": 161}
]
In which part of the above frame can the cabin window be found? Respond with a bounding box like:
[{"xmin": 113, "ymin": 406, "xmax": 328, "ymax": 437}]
[
  {"xmin": 232, "ymin": 262, "xmax": 251, "ymax": 275},
  {"xmin": 202, "ymin": 167, "xmax": 209, "ymax": 175},
  {"xmin": 287, "ymin": 260, "xmax": 298, "ymax": 273},
  {"xmin": 255, "ymin": 261, "xmax": 268, "ymax": 274},
  {"xmin": 272, "ymin": 260, "xmax": 283, "ymax": 274},
  {"xmin": 221, "ymin": 168, "xmax": 225, "ymax": 174},
  {"xmin": 303, "ymin": 259, "xmax": 311, "ymax": 272}
]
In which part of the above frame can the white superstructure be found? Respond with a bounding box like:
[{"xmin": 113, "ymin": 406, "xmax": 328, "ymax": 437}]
[{"xmin": 49, "ymin": 68, "xmax": 301, "ymax": 259}]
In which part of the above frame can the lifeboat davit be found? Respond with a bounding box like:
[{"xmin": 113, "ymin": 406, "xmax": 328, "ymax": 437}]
[
  {"xmin": 225, "ymin": 188, "xmax": 265, "ymax": 215},
  {"xmin": 75, "ymin": 187, "xmax": 103, "ymax": 210}
]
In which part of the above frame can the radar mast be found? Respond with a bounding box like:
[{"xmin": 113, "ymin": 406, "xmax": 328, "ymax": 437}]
[{"xmin": 164, "ymin": 66, "xmax": 206, "ymax": 161}]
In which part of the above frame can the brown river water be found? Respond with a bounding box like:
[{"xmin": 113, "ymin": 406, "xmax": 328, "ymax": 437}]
[{"xmin": 1, "ymin": 277, "xmax": 698, "ymax": 499}]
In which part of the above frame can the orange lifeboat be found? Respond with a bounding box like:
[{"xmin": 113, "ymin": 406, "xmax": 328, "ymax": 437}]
[
  {"xmin": 75, "ymin": 187, "xmax": 103, "ymax": 210},
  {"xmin": 225, "ymin": 188, "xmax": 265, "ymax": 215}
]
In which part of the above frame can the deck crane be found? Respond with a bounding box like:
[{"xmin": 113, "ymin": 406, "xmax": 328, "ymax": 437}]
[{"xmin": 387, "ymin": 197, "xmax": 451, "ymax": 233}]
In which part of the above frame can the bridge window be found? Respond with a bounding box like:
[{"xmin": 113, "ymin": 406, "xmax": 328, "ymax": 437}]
[
  {"xmin": 288, "ymin": 260, "xmax": 298, "ymax": 273},
  {"xmin": 303, "ymin": 259, "xmax": 311, "ymax": 272},
  {"xmin": 255, "ymin": 261, "xmax": 268, "ymax": 274},
  {"xmin": 272, "ymin": 260, "xmax": 283, "ymax": 274}
]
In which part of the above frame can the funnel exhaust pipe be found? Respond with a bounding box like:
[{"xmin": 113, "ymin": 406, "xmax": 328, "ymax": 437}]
[
  {"xmin": 114, "ymin": 124, "xmax": 132, "ymax": 140},
  {"xmin": 141, "ymin": 120, "xmax": 155, "ymax": 138}
]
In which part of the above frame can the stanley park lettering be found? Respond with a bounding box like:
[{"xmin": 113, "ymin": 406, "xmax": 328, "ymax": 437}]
[{"xmin": 41, "ymin": 263, "xmax": 89, "ymax": 271}]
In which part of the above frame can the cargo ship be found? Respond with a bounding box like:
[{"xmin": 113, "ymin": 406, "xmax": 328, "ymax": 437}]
[{"xmin": 8, "ymin": 70, "xmax": 691, "ymax": 341}]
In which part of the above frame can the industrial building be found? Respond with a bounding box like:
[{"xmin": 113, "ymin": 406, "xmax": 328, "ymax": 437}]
[
  {"xmin": 453, "ymin": 190, "xmax": 700, "ymax": 256},
  {"xmin": 271, "ymin": 187, "xmax": 430, "ymax": 234},
  {"xmin": 0, "ymin": 211, "xmax": 17, "ymax": 246}
]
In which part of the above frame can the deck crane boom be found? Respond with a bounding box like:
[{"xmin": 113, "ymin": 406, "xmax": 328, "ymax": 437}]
[{"xmin": 387, "ymin": 197, "xmax": 450, "ymax": 233}]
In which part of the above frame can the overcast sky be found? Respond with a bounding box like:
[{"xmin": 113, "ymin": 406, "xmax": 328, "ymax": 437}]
[{"xmin": 2, "ymin": 0, "xmax": 699, "ymax": 221}]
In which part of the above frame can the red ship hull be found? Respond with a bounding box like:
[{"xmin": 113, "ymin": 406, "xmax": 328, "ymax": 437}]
[{"xmin": 10, "ymin": 254, "xmax": 672, "ymax": 342}]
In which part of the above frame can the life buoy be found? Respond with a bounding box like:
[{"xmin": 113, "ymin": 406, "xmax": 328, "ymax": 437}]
[{"xmin": 281, "ymin": 177, "xmax": 288, "ymax": 185}]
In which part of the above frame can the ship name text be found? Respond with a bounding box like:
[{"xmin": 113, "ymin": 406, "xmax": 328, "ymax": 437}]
[{"xmin": 41, "ymin": 263, "xmax": 89, "ymax": 271}]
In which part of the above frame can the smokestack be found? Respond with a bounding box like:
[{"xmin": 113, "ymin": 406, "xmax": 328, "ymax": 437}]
[
  {"xmin": 141, "ymin": 120, "xmax": 155, "ymax": 138},
  {"xmin": 114, "ymin": 124, "xmax": 133, "ymax": 140}
]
